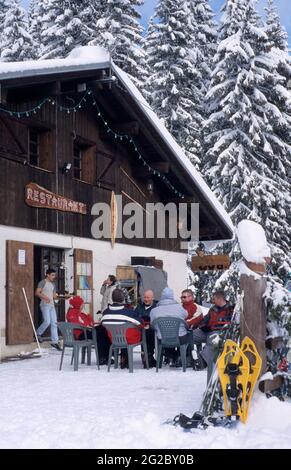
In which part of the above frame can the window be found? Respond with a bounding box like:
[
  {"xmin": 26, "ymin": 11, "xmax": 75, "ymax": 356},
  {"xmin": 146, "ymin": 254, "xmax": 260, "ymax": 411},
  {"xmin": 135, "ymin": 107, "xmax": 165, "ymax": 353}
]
[
  {"xmin": 73, "ymin": 144, "xmax": 82, "ymax": 180},
  {"xmin": 28, "ymin": 128, "xmax": 53, "ymax": 171},
  {"xmin": 28, "ymin": 130, "xmax": 39, "ymax": 166},
  {"xmin": 72, "ymin": 138, "xmax": 96, "ymax": 184}
]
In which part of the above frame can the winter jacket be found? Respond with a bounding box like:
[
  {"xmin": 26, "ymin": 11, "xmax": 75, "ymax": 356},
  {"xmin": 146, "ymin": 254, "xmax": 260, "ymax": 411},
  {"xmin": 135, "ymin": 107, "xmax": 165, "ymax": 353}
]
[
  {"xmin": 100, "ymin": 283, "xmax": 118, "ymax": 312},
  {"xmin": 135, "ymin": 301, "xmax": 158, "ymax": 323},
  {"xmin": 101, "ymin": 303, "xmax": 143, "ymax": 344},
  {"xmin": 150, "ymin": 288, "xmax": 188, "ymax": 339},
  {"xmin": 200, "ymin": 303, "xmax": 234, "ymax": 332},
  {"xmin": 182, "ymin": 301, "xmax": 204, "ymax": 329},
  {"xmin": 66, "ymin": 296, "xmax": 93, "ymax": 340}
]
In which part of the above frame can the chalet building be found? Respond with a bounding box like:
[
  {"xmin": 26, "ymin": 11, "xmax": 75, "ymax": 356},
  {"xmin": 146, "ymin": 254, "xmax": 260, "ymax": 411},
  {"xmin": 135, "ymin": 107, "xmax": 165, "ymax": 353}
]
[{"xmin": 0, "ymin": 46, "xmax": 233, "ymax": 358}]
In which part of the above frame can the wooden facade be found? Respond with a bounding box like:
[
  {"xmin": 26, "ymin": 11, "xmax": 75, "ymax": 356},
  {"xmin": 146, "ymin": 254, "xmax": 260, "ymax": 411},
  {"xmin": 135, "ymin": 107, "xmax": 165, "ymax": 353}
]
[
  {"xmin": 0, "ymin": 60, "xmax": 233, "ymax": 350},
  {"xmin": 0, "ymin": 65, "xmax": 232, "ymax": 251}
]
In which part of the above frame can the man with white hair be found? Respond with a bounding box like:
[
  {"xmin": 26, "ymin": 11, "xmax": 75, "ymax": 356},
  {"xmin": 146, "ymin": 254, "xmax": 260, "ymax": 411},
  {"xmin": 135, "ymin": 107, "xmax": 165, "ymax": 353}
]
[{"xmin": 135, "ymin": 290, "xmax": 157, "ymax": 368}]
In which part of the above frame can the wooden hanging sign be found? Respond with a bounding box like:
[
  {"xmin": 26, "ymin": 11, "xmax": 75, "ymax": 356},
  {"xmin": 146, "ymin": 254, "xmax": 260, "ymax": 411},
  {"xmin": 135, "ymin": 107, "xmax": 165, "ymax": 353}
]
[
  {"xmin": 110, "ymin": 191, "xmax": 118, "ymax": 248},
  {"xmin": 191, "ymin": 254, "xmax": 230, "ymax": 272},
  {"xmin": 25, "ymin": 182, "xmax": 87, "ymax": 215}
]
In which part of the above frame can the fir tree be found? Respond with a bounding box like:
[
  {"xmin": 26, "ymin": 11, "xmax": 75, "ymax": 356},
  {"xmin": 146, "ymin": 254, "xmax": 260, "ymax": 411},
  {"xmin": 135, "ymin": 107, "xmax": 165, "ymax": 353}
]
[
  {"xmin": 188, "ymin": 0, "xmax": 217, "ymax": 96},
  {"xmin": 89, "ymin": 0, "xmax": 145, "ymax": 89},
  {"xmin": 0, "ymin": 0, "xmax": 36, "ymax": 62},
  {"xmin": 265, "ymin": 0, "xmax": 289, "ymax": 51},
  {"xmin": 188, "ymin": 0, "xmax": 218, "ymax": 169},
  {"xmin": 0, "ymin": 0, "xmax": 9, "ymax": 57},
  {"xmin": 144, "ymin": 0, "xmax": 203, "ymax": 167},
  {"xmin": 40, "ymin": 0, "xmax": 98, "ymax": 59},
  {"xmin": 203, "ymin": 0, "xmax": 291, "ymax": 284},
  {"xmin": 28, "ymin": 0, "xmax": 44, "ymax": 58}
]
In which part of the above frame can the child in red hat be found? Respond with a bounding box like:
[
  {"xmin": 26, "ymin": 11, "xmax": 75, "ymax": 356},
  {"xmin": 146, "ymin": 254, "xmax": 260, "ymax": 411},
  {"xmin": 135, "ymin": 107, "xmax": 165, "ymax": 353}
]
[
  {"xmin": 66, "ymin": 295, "xmax": 111, "ymax": 364},
  {"xmin": 66, "ymin": 295, "xmax": 93, "ymax": 339}
]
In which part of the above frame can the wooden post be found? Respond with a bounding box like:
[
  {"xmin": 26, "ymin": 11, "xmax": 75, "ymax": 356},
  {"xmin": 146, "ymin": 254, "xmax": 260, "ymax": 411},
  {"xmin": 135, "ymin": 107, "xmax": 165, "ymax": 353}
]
[{"xmin": 240, "ymin": 274, "xmax": 267, "ymax": 376}]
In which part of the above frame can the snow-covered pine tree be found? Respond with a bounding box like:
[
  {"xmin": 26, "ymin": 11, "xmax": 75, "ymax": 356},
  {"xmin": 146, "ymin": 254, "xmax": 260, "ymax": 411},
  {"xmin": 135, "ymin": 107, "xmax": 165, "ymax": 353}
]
[
  {"xmin": 144, "ymin": 0, "xmax": 203, "ymax": 168},
  {"xmin": 89, "ymin": 0, "xmax": 145, "ymax": 89},
  {"xmin": 187, "ymin": 0, "xmax": 218, "ymax": 168},
  {"xmin": 264, "ymin": 0, "xmax": 291, "ymax": 202},
  {"xmin": 203, "ymin": 0, "xmax": 291, "ymax": 285},
  {"xmin": 40, "ymin": 0, "xmax": 99, "ymax": 59},
  {"xmin": 265, "ymin": 0, "xmax": 289, "ymax": 51},
  {"xmin": 0, "ymin": 0, "xmax": 36, "ymax": 62},
  {"xmin": 0, "ymin": 0, "xmax": 9, "ymax": 57},
  {"xmin": 28, "ymin": 0, "xmax": 45, "ymax": 58}
]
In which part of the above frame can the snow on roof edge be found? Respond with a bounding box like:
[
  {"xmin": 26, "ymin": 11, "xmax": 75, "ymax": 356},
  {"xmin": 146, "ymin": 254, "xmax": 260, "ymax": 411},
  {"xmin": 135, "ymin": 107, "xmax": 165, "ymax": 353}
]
[
  {"xmin": 112, "ymin": 63, "xmax": 234, "ymax": 236},
  {"xmin": 0, "ymin": 58, "xmax": 110, "ymax": 81},
  {"xmin": 0, "ymin": 47, "xmax": 111, "ymax": 80}
]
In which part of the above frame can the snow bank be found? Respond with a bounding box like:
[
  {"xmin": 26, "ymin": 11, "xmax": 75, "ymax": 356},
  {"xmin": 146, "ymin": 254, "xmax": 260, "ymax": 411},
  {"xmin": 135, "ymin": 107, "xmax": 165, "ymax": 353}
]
[
  {"xmin": 0, "ymin": 351, "xmax": 290, "ymax": 449},
  {"xmin": 237, "ymin": 220, "xmax": 271, "ymax": 264}
]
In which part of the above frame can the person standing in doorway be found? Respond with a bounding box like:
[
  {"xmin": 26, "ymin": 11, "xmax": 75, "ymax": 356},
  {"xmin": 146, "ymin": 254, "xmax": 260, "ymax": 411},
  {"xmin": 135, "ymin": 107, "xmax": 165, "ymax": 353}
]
[{"xmin": 35, "ymin": 268, "xmax": 62, "ymax": 351}]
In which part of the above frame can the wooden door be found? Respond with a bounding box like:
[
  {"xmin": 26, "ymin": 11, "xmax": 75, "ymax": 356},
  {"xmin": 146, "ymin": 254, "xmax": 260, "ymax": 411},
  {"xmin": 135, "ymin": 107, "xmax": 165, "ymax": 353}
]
[
  {"xmin": 74, "ymin": 249, "xmax": 93, "ymax": 316},
  {"xmin": 6, "ymin": 240, "xmax": 34, "ymax": 345}
]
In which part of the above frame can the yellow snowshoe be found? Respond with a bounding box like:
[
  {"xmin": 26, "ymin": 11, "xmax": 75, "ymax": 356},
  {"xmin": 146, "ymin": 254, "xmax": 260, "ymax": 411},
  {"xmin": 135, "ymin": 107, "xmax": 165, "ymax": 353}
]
[
  {"xmin": 240, "ymin": 336, "xmax": 262, "ymax": 423},
  {"xmin": 217, "ymin": 339, "xmax": 249, "ymax": 422}
]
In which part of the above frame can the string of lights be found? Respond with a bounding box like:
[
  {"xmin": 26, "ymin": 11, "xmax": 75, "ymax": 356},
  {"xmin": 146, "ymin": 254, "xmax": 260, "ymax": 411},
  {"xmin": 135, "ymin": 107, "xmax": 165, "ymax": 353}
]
[{"xmin": 0, "ymin": 89, "xmax": 185, "ymax": 198}]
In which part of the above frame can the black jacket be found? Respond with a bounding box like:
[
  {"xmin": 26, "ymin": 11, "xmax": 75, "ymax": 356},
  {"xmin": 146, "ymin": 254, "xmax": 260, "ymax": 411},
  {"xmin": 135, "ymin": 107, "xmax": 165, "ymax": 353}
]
[{"xmin": 135, "ymin": 301, "xmax": 158, "ymax": 322}]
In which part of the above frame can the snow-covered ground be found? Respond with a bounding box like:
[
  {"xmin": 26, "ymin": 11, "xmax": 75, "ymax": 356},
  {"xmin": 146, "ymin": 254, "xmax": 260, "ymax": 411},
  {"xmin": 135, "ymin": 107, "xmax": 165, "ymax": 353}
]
[{"xmin": 0, "ymin": 348, "xmax": 290, "ymax": 449}]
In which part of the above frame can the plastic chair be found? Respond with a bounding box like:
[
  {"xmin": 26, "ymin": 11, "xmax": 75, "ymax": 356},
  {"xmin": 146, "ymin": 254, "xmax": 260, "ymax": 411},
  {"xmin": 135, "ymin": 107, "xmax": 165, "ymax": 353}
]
[
  {"xmin": 151, "ymin": 317, "xmax": 190, "ymax": 372},
  {"xmin": 102, "ymin": 322, "xmax": 149, "ymax": 373},
  {"xmin": 57, "ymin": 322, "xmax": 99, "ymax": 371}
]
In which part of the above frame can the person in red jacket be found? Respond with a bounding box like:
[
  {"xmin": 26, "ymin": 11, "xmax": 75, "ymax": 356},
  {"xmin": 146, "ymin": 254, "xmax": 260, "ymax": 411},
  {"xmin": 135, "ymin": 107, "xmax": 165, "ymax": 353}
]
[
  {"xmin": 181, "ymin": 289, "xmax": 203, "ymax": 329},
  {"xmin": 179, "ymin": 289, "xmax": 203, "ymax": 367},
  {"xmin": 66, "ymin": 296, "xmax": 93, "ymax": 338},
  {"xmin": 192, "ymin": 290, "xmax": 234, "ymax": 382},
  {"xmin": 66, "ymin": 296, "xmax": 111, "ymax": 365}
]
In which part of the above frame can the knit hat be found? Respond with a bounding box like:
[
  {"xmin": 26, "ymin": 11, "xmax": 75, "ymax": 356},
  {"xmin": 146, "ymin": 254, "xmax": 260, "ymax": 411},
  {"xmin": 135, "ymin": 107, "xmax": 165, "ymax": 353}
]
[
  {"xmin": 69, "ymin": 295, "xmax": 84, "ymax": 309},
  {"xmin": 160, "ymin": 287, "xmax": 174, "ymax": 301}
]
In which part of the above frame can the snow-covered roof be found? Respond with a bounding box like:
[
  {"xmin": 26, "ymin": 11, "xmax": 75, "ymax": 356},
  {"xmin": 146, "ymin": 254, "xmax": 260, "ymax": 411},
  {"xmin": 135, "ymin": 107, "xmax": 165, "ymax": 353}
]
[
  {"xmin": 0, "ymin": 46, "xmax": 233, "ymax": 236},
  {"xmin": 0, "ymin": 46, "xmax": 111, "ymax": 80}
]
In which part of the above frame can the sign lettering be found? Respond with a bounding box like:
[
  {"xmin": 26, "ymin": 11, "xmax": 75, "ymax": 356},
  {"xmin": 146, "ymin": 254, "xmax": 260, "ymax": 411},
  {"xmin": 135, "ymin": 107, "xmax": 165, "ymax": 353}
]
[{"xmin": 25, "ymin": 183, "xmax": 87, "ymax": 215}]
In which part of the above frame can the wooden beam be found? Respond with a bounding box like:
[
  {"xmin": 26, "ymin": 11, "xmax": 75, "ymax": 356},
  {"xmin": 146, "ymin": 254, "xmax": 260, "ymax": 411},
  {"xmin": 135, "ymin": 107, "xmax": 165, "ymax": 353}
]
[
  {"xmin": 112, "ymin": 121, "xmax": 139, "ymax": 135},
  {"xmin": 151, "ymin": 162, "xmax": 170, "ymax": 173},
  {"xmin": 132, "ymin": 166, "xmax": 152, "ymax": 178},
  {"xmin": 133, "ymin": 162, "xmax": 169, "ymax": 178},
  {"xmin": 6, "ymin": 113, "xmax": 56, "ymax": 131}
]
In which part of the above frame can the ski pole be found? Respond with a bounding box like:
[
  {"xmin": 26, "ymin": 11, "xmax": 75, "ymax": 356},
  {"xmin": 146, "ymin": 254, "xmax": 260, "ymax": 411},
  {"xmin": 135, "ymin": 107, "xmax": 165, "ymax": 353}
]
[{"xmin": 22, "ymin": 287, "xmax": 42, "ymax": 356}]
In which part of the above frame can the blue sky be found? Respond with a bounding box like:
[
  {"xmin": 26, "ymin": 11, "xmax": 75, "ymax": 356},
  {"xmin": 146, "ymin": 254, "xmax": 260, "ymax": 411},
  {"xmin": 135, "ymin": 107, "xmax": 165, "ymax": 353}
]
[{"xmin": 22, "ymin": 0, "xmax": 290, "ymax": 47}]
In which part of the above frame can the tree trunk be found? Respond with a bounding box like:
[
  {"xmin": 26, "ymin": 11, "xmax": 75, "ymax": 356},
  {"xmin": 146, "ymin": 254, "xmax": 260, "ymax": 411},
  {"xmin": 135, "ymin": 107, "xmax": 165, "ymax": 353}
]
[{"xmin": 240, "ymin": 274, "xmax": 267, "ymax": 376}]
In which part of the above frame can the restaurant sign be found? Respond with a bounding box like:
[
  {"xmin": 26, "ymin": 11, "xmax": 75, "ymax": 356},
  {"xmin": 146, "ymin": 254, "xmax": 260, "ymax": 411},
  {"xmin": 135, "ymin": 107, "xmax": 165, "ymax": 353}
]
[{"xmin": 25, "ymin": 183, "xmax": 87, "ymax": 215}]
